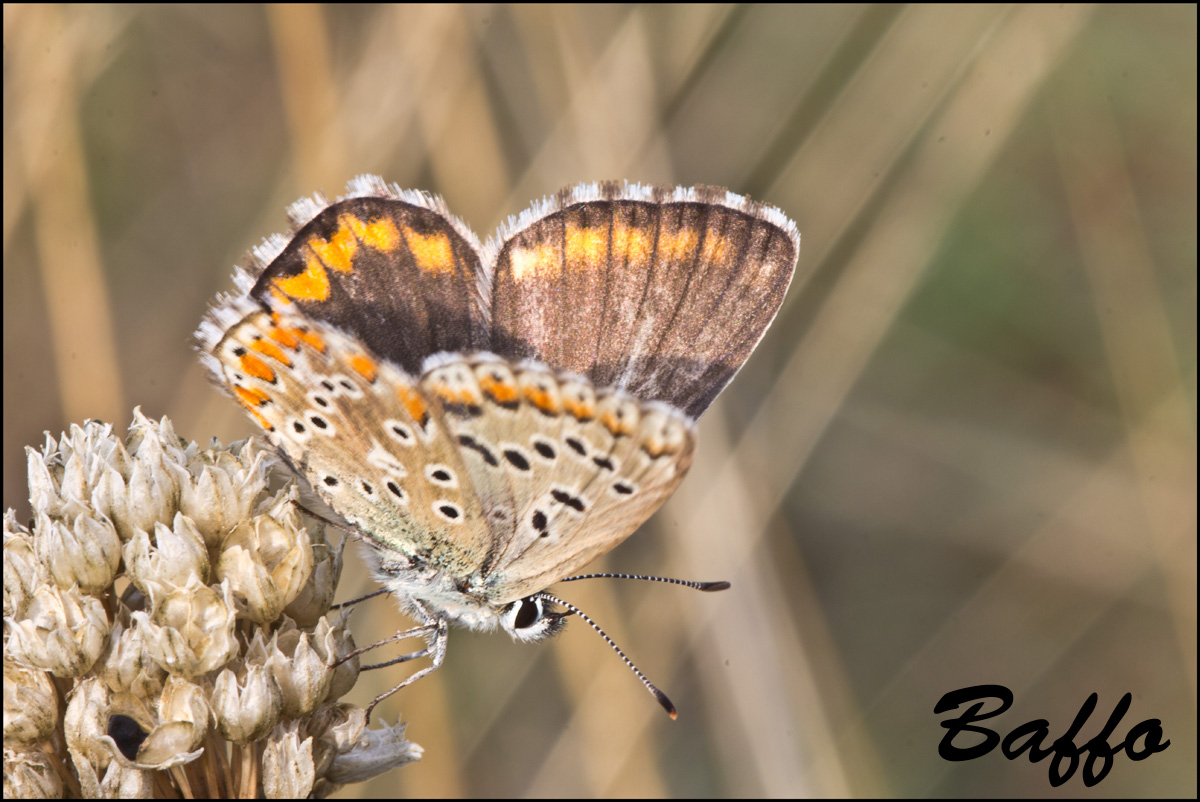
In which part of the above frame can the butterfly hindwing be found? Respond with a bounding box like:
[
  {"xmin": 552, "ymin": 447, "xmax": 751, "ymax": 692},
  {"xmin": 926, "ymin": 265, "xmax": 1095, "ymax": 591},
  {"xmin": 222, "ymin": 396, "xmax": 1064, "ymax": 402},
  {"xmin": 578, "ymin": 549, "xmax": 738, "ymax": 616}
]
[
  {"xmin": 492, "ymin": 381, "xmax": 696, "ymax": 601},
  {"xmin": 419, "ymin": 353, "xmax": 695, "ymax": 603}
]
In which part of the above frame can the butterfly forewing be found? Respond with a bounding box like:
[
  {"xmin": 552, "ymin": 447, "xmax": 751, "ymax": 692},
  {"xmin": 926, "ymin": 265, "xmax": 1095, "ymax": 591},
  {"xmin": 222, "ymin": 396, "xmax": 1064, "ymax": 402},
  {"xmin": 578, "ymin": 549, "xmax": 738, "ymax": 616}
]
[
  {"xmin": 209, "ymin": 309, "xmax": 493, "ymax": 576},
  {"xmin": 250, "ymin": 186, "xmax": 490, "ymax": 377}
]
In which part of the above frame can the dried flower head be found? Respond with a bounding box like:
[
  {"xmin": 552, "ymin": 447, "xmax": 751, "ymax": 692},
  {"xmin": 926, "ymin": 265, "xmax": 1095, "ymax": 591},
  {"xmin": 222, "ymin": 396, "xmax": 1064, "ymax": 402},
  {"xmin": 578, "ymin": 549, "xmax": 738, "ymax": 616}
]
[{"xmin": 3, "ymin": 410, "xmax": 421, "ymax": 798}]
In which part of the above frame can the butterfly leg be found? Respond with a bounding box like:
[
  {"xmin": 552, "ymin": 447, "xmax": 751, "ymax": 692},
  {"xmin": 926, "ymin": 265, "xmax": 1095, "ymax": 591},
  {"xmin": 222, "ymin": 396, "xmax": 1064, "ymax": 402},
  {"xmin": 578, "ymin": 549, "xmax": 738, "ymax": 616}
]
[
  {"xmin": 339, "ymin": 622, "xmax": 439, "ymax": 666},
  {"xmin": 363, "ymin": 618, "xmax": 449, "ymax": 721}
]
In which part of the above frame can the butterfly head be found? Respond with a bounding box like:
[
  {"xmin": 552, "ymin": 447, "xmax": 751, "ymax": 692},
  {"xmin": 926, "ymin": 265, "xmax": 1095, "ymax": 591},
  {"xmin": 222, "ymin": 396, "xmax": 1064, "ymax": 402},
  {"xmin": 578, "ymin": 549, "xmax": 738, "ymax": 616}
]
[{"xmin": 498, "ymin": 595, "xmax": 568, "ymax": 642}]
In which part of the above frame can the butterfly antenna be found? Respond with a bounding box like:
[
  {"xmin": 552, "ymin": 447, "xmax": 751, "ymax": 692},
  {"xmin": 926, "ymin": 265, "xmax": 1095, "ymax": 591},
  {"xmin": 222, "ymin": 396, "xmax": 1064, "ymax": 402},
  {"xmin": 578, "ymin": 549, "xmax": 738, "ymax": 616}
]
[
  {"xmin": 561, "ymin": 573, "xmax": 730, "ymax": 593},
  {"xmin": 536, "ymin": 591, "xmax": 678, "ymax": 720}
]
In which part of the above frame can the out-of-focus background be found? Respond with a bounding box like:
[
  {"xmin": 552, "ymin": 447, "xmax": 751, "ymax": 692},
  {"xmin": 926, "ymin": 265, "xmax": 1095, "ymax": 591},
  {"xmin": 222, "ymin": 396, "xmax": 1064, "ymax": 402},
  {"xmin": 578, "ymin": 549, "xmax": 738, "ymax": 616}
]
[{"xmin": 4, "ymin": 4, "xmax": 1195, "ymax": 797}]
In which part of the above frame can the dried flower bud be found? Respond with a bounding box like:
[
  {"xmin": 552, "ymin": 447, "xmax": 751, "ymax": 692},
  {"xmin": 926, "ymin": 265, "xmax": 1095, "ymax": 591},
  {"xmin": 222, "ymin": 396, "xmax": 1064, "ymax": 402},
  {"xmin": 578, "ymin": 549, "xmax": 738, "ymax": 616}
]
[
  {"xmin": 35, "ymin": 511, "xmax": 121, "ymax": 594},
  {"xmin": 5, "ymin": 583, "xmax": 108, "ymax": 676},
  {"xmin": 304, "ymin": 702, "xmax": 365, "ymax": 779},
  {"xmin": 285, "ymin": 520, "xmax": 343, "ymax": 628},
  {"xmin": 121, "ymin": 452, "xmax": 179, "ymax": 539},
  {"xmin": 262, "ymin": 720, "xmax": 316, "ymax": 798},
  {"xmin": 179, "ymin": 440, "xmax": 271, "ymax": 544},
  {"xmin": 325, "ymin": 717, "xmax": 423, "ymax": 785},
  {"xmin": 123, "ymin": 512, "xmax": 210, "ymax": 590},
  {"xmin": 268, "ymin": 621, "xmax": 334, "ymax": 717},
  {"xmin": 103, "ymin": 691, "xmax": 203, "ymax": 770},
  {"xmin": 212, "ymin": 633, "xmax": 283, "ymax": 744},
  {"xmin": 63, "ymin": 676, "xmax": 115, "ymax": 771},
  {"xmin": 3, "ymin": 662, "xmax": 58, "ymax": 743},
  {"xmin": 134, "ymin": 576, "xmax": 239, "ymax": 677},
  {"xmin": 3, "ymin": 516, "xmax": 40, "ymax": 619},
  {"xmin": 3, "ymin": 744, "xmax": 63, "ymax": 799},
  {"xmin": 75, "ymin": 755, "xmax": 155, "ymax": 800},
  {"xmin": 324, "ymin": 613, "xmax": 360, "ymax": 702},
  {"xmin": 217, "ymin": 498, "xmax": 313, "ymax": 624},
  {"xmin": 91, "ymin": 410, "xmax": 184, "ymax": 542},
  {"xmin": 99, "ymin": 616, "xmax": 167, "ymax": 698},
  {"xmin": 157, "ymin": 675, "xmax": 210, "ymax": 752}
]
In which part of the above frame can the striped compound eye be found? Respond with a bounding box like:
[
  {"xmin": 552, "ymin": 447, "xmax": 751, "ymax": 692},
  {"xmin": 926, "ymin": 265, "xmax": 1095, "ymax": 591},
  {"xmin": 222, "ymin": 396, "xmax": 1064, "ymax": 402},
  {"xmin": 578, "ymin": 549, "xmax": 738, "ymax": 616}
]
[{"xmin": 498, "ymin": 596, "xmax": 566, "ymax": 643}]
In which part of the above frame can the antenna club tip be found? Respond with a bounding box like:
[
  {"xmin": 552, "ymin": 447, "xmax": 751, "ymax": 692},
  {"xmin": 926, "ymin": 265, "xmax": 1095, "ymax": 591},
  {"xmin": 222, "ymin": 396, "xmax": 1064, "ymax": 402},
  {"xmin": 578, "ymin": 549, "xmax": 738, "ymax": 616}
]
[
  {"xmin": 699, "ymin": 581, "xmax": 731, "ymax": 592},
  {"xmin": 654, "ymin": 688, "xmax": 677, "ymax": 719}
]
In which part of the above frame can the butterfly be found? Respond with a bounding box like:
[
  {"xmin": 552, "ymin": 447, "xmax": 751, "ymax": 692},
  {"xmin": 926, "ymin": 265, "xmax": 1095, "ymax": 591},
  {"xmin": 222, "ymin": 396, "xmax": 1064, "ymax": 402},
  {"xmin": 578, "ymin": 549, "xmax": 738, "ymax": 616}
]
[{"xmin": 197, "ymin": 176, "xmax": 798, "ymax": 716}]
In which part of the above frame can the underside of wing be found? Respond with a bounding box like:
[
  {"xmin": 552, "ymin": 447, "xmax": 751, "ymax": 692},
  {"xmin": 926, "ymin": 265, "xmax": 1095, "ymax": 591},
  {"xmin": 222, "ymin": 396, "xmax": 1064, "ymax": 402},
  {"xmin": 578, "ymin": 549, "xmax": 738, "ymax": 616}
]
[
  {"xmin": 202, "ymin": 305, "xmax": 493, "ymax": 577},
  {"xmin": 418, "ymin": 353, "xmax": 695, "ymax": 603}
]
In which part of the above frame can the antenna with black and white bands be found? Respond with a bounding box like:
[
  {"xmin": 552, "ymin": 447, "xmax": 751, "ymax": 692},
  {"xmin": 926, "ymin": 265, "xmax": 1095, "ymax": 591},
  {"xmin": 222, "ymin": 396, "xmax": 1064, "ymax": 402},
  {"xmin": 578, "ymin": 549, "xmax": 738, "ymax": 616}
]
[
  {"xmin": 337, "ymin": 573, "xmax": 729, "ymax": 719},
  {"xmin": 539, "ymin": 573, "xmax": 730, "ymax": 719}
]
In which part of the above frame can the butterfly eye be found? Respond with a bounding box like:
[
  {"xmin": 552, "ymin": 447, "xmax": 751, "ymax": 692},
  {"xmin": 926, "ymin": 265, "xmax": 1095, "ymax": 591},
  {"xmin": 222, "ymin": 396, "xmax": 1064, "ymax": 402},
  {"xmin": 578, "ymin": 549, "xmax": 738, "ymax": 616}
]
[
  {"xmin": 498, "ymin": 595, "xmax": 566, "ymax": 643},
  {"xmin": 512, "ymin": 598, "xmax": 540, "ymax": 628}
]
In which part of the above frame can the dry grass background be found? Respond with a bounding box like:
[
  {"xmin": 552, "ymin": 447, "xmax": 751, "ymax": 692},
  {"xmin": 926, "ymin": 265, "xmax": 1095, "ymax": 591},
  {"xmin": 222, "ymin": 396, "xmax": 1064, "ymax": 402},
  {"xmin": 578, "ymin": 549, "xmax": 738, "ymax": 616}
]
[{"xmin": 4, "ymin": 4, "xmax": 1195, "ymax": 797}]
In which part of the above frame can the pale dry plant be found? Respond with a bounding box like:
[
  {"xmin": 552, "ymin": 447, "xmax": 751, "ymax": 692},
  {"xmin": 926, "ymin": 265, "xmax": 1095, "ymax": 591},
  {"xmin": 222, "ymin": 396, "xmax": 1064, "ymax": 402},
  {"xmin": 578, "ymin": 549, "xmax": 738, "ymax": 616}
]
[{"xmin": 3, "ymin": 409, "xmax": 420, "ymax": 798}]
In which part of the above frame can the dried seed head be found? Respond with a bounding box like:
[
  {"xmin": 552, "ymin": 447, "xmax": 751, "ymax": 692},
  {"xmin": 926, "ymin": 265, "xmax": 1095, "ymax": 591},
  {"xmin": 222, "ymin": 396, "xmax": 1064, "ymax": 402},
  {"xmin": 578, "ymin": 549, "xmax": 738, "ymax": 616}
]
[{"xmin": 3, "ymin": 411, "xmax": 420, "ymax": 798}]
